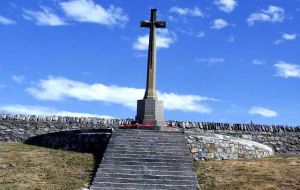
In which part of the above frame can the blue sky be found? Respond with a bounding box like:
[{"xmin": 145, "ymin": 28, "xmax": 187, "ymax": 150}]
[{"xmin": 0, "ymin": 0, "xmax": 300, "ymax": 125}]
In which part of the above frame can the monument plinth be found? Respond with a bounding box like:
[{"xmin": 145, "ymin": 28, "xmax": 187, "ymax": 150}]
[{"xmin": 135, "ymin": 9, "xmax": 165, "ymax": 127}]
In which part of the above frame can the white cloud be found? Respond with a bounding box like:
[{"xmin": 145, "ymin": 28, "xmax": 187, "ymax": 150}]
[
  {"xmin": 282, "ymin": 33, "xmax": 297, "ymax": 40},
  {"xmin": 274, "ymin": 61, "xmax": 300, "ymax": 78},
  {"xmin": 12, "ymin": 75, "xmax": 25, "ymax": 84},
  {"xmin": 247, "ymin": 5, "xmax": 285, "ymax": 26},
  {"xmin": 196, "ymin": 31, "xmax": 205, "ymax": 38},
  {"xmin": 274, "ymin": 33, "xmax": 297, "ymax": 44},
  {"xmin": 196, "ymin": 57, "xmax": 225, "ymax": 65},
  {"xmin": 0, "ymin": 104, "xmax": 113, "ymax": 118},
  {"xmin": 169, "ymin": 6, "xmax": 204, "ymax": 17},
  {"xmin": 60, "ymin": 0, "xmax": 128, "ymax": 26},
  {"xmin": 23, "ymin": 7, "xmax": 66, "ymax": 26},
  {"xmin": 249, "ymin": 107, "xmax": 277, "ymax": 118},
  {"xmin": 253, "ymin": 59, "xmax": 265, "ymax": 65},
  {"xmin": 214, "ymin": 0, "xmax": 237, "ymax": 12},
  {"xmin": 27, "ymin": 76, "xmax": 217, "ymax": 113},
  {"xmin": 133, "ymin": 29, "xmax": 176, "ymax": 51},
  {"xmin": 0, "ymin": 15, "xmax": 16, "ymax": 25},
  {"xmin": 210, "ymin": 19, "xmax": 228, "ymax": 29}
]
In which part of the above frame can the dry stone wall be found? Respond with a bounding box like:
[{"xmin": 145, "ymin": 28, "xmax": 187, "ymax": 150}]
[
  {"xmin": 0, "ymin": 114, "xmax": 130, "ymax": 141},
  {"xmin": 171, "ymin": 121, "xmax": 300, "ymax": 155},
  {"xmin": 186, "ymin": 132, "xmax": 274, "ymax": 160},
  {"xmin": 0, "ymin": 114, "xmax": 299, "ymax": 156}
]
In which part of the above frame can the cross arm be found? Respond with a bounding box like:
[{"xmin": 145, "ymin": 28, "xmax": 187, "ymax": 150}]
[
  {"xmin": 155, "ymin": 21, "xmax": 166, "ymax": 28},
  {"xmin": 141, "ymin": 21, "xmax": 151, "ymax": 28},
  {"xmin": 141, "ymin": 20, "xmax": 166, "ymax": 28}
]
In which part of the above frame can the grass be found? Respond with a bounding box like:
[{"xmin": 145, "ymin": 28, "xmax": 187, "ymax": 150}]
[
  {"xmin": 1, "ymin": 142, "xmax": 300, "ymax": 190},
  {"xmin": 194, "ymin": 155, "xmax": 300, "ymax": 190},
  {"xmin": 0, "ymin": 142, "xmax": 94, "ymax": 190}
]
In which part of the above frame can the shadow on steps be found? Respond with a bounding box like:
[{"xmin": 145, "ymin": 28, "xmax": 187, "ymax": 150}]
[{"xmin": 24, "ymin": 128, "xmax": 113, "ymax": 186}]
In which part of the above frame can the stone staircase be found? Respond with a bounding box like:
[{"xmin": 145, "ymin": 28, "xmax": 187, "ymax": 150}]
[{"xmin": 90, "ymin": 129, "xmax": 199, "ymax": 190}]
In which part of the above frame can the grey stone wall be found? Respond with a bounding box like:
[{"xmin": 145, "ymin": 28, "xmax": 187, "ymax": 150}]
[
  {"xmin": 186, "ymin": 133, "xmax": 274, "ymax": 160},
  {"xmin": 0, "ymin": 114, "xmax": 299, "ymax": 155},
  {"xmin": 0, "ymin": 114, "xmax": 131, "ymax": 142},
  {"xmin": 172, "ymin": 121, "xmax": 300, "ymax": 155}
]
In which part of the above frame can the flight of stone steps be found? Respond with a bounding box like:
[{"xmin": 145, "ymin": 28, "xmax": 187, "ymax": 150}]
[{"xmin": 90, "ymin": 129, "xmax": 199, "ymax": 190}]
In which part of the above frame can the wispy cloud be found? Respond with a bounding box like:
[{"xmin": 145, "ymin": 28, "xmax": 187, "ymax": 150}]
[
  {"xmin": 274, "ymin": 61, "xmax": 300, "ymax": 78},
  {"xmin": 214, "ymin": 0, "xmax": 237, "ymax": 12},
  {"xmin": 27, "ymin": 76, "xmax": 217, "ymax": 113},
  {"xmin": 274, "ymin": 33, "xmax": 297, "ymax": 44},
  {"xmin": 210, "ymin": 18, "xmax": 228, "ymax": 29},
  {"xmin": 12, "ymin": 75, "xmax": 25, "ymax": 84},
  {"xmin": 196, "ymin": 57, "xmax": 225, "ymax": 65},
  {"xmin": 133, "ymin": 29, "xmax": 176, "ymax": 51},
  {"xmin": 196, "ymin": 31, "xmax": 205, "ymax": 38},
  {"xmin": 23, "ymin": 6, "xmax": 66, "ymax": 26},
  {"xmin": 169, "ymin": 6, "xmax": 204, "ymax": 17},
  {"xmin": 177, "ymin": 29, "xmax": 205, "ymax": 39},
  {"xmin": 60, "ymin": 0, "xmax": 128, "ymax": 26},
  {"xmin": 0, "ymin": 104, "xmax": 113, "ymax": 118},
  {"xmin": 252, "ymin": 59, "xmax": 265, "ymax": 65},
  {"xmin": 0, "ymin": 15, "xmax": 16, "ymax": 25},
  {"xmin": 249, "ymin": 106, "xmax": 278, "ymax": 118},
  {"xmin": 247, "ymin": 5, "xmax": 285, "ymax": 26}
]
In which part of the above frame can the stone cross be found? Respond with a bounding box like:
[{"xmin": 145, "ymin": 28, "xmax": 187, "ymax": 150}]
[
  {"xmin": 135, "ymin": 8, "xmax": 166, "ymax": 127},
  {"xmin": 141, "ymin": 8, "xmax": 166, "ymax": 99}
]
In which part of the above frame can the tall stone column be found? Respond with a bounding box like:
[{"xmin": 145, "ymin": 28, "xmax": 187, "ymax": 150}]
[{"xmin": 135, "ymin": 9, "xmax": 165, "ymax": 127}]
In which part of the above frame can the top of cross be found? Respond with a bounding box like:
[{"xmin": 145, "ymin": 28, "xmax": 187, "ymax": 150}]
[{"xmin": 141, "ymin": 9, "xmax": 166, "ymax": 29}]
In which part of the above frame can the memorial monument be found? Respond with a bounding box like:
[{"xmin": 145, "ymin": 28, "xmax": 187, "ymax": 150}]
[{"xmin": 135, "ymin": 8, "xmax": 165, "ymax": 127}]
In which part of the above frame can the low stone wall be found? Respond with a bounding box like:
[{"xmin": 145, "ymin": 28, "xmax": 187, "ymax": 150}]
[
  {"xmin": 178, "ymin": 122, "xmax": 300, "ymax": 155},
  {"xmin": 0, "ymin": 114, "xmax": 129, "ymax": 141},
  {"xmin": 186, "ymin": 132, "xmax": 274, "ymax": 160},
  {"xmin": 1, "ymin": 114, "xmax": 299, "ymax": 155},
  {"xmin": 166, "ymin": 121, "xmax": 300, "ymax": 155}
]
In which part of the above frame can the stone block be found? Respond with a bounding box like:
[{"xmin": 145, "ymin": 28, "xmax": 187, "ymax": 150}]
[{"xmin": 135, "ymin": 98, "xmax": 165, "ymax": 127}]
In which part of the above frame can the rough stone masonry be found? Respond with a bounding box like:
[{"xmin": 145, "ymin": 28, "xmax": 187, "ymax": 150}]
[{"xmin": 1, "ymin": 114, "xmax": 299, "ymax": 158}]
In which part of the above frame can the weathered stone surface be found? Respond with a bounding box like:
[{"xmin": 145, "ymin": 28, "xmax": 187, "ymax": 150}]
[
  {"xmin": 136, "ymin": 98, "xmax": 165, "ymax": 126},
  {"xmin": 90, "ymin": 129, "xmax": 199, "ymax": 190},
  {"xmin": 0, "ymin": 114, "xmax": 299, "ymax": 155},
  {"xmin": 186, "ymin": 133, "xmax": 274, "ymax": 160}
]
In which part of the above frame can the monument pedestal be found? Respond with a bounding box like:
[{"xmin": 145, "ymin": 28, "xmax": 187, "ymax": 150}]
[{"xmin": 135, "ymin": 98, "xmax": 165, "ymax": 127}]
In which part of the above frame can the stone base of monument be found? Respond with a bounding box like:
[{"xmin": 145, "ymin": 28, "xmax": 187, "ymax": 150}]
[
  {"xmin": 118, "ymin": 125, "xmax": 161, "ymax": 130},
  {"xmin": 135, "ymin": 98, "xmax": 165, "ymax": 128}
]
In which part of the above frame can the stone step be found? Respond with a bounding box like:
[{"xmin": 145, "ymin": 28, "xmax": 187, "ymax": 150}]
[
  {"xmin": 104, "ymin": 154, "xmax": 192, "ymax": 160},
  {"xmin": 96, "ymin": 168, "xmax": 196, "ymax": 176},
  {"xmin": 98, "ymin": 164, "xmax": 193, "ymax": 171},
  {"xmin": 104, "ymin": 150, "xmax": 190, "ymax": 156},
  {"xmin": 112, "ymin": 131, "xmax": 183, "ymax": 135},
  {"xmin": 112, "ymin": 135, "xmax": 184, "ymax": 138},
  {"xmin": 105, "ymin": 147, "xmax": 188, "ymax": 153},
  {"xmin": 106, "ymin": 145, "xmax": 188, "ymax": 150},
  {"xmin": 114, "ymin": 129, "xmax": 182, "ymax": 134},
  {"xmin": 93, "ymin": 177, "xmax": 197, "ymax": 186},
  {"xmin": 102, "ymin": 157, "xmax": 192, "ymax": 164},
  {"xmin": 94, "ymin": 173, "xmax": 196, "ymax": 180},
  {"xmin": 91, "ymin": 182, "xmax": 198, "ymax": 190},
  {"xmin": 90, "ymin": 130, "xmax": 199, "ymax": 189},
  {"xmin": 110, "ymin": 137, "xmax": 187, "ymax": 143},
  {"xmin": 101, "ymin": 160, "xmax": 193, "ymax": 167},
  {"xmin": 108, "ymin": 141, "xmax": 187, "ymax": 145}
]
